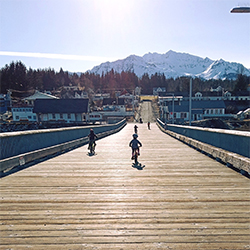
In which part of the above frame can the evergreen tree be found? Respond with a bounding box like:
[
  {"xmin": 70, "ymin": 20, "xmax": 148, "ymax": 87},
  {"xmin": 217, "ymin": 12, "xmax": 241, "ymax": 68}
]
[
  {"xmin": 140, "ymin": 73, "xmax": 150, "ymax": 94},
  {"xmin": 234, "ymin": 74, "xmax": 248, "ymax": 92},
  {"xmin": 0, "ymin": 60, "xmax": 246, "ymax": 98}
]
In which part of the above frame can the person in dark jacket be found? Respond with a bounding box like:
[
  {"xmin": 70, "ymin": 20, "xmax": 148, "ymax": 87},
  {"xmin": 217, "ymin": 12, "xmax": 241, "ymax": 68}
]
[
  {"xmin": 88, "ymin": 129, "xmax": 97, "ymax": 150},
  {"xmin": 129, "ymin": 133, "xmax": 142, "ymax": 160}
]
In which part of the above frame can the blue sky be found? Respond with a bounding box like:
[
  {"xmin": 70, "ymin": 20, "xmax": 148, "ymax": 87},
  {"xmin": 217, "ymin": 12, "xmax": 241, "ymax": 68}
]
[{"xmin": 0, "ymin": 0, "xmax": 249, "ymax": 73}]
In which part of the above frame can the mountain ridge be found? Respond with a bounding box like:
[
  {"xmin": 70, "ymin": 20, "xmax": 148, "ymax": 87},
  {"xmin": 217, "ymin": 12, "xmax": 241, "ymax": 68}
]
[{"xmin": 88, "ymin": 50, "xmax": 250, "ymax": 80}]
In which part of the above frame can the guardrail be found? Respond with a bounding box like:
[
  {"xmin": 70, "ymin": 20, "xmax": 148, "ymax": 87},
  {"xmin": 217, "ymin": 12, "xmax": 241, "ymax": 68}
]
[
  {"xmin": 157, "ymin": 119, "xmax": 250, "ymax": 174},
  {"xmin": 0, "ymin": 119, "xmax": 126, "ymax": 173}
]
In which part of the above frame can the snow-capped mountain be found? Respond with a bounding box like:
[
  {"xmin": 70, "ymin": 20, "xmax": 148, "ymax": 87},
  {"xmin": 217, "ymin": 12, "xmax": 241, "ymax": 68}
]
[{"xmin": 88, "ymin": 50, "xmax": 250, "ymax": 80}]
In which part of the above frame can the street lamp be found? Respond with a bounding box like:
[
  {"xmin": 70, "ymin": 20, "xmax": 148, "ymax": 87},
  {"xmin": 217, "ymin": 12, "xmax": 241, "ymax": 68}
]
[{"xmin": 230, "ymin": 7, "xmax": 250, "ymax": 13}]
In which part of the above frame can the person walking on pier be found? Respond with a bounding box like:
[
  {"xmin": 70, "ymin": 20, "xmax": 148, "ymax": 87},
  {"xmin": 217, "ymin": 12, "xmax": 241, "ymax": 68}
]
[
  {"xmin": 88, "ymin": 129, "xmax": 97, "ymax": 151},
  {"xmin": 134, "ymin": 125, "xmax": 138, "ymax": 134},
  {"xmin": 147, "ymin": 122, "xmax": 150, "ymax": 130}
]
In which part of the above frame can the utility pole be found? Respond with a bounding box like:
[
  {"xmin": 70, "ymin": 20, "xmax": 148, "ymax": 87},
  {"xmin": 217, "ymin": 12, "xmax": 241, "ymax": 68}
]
[
  {"xmin": 172, "ymin": 94, "xmax": 174, "ymax": 124},
  {"xmin": 189, "ymin": 78, "xmax": 192, "ymax": 126}
]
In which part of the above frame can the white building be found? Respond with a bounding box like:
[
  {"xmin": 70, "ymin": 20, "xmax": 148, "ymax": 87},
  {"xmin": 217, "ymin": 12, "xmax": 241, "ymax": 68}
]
[{"xmin": 12, "ymin": 107, "xmax": 37, "ymax": 122}]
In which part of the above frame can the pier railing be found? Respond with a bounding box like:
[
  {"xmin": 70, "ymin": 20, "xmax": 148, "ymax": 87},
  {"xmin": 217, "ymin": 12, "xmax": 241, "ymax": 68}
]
[
  {"xmin": 0, "ymin": 119, "xmax": 126, "ymax": 172},
  {"xmin": 157, "ymin": 119, "xmax": 250, "ymax": 174}
]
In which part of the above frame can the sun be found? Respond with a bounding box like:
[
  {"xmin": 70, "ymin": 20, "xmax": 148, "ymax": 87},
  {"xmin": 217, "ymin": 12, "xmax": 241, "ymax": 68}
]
[{"xmin": 92, "ymin": 0, "xmax": 135, "ymax": 26}]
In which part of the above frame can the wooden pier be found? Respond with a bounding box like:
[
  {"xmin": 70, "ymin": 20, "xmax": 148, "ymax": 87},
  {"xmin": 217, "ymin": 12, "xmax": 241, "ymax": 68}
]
[{"xmin": 0, "ymin": 123, "xmax": 249, "ymax": 249}]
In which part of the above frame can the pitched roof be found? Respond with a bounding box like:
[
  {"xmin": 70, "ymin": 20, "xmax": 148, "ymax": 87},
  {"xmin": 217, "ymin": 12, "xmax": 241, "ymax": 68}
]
[
  {"xmin": 192, "ymin": 100, "xmax": 226, "ymax": 109},
  {"xmin": 23, "ymin": 90, "xmax": 58, "ymax": 100},
  {"xmin": 33, "ymin": 99, "xmax": 89, "ymax": 113},
  {"xmin": 168, "ymin": 100, "xmax": 226, "ymax": 112}
]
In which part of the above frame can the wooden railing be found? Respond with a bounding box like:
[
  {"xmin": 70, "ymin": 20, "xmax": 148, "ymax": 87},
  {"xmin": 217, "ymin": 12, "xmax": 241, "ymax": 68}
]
[
  {"xmin": 0, "ymin": 119, "xmax": 127, "ymax": 172},
  {"xmin": 157, "ymin": 119, "xmax": 250, "ymax": 174}
]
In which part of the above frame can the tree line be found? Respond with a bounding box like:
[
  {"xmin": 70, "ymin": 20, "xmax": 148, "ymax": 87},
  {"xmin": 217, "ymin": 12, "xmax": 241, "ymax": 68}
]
[{"xmin": 1, "ymin": 61, "xmax": 249, "ymax": 98}]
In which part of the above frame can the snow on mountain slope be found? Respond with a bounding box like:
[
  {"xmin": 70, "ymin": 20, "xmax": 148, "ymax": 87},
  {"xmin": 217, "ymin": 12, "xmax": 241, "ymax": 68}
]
[
  {"xmin": 197, "ymin": 59, "xmax": 249, "ymax": 80},
  {"xmin": 88, "ymin": 50, "xmax": 250, "ymax": 80}
]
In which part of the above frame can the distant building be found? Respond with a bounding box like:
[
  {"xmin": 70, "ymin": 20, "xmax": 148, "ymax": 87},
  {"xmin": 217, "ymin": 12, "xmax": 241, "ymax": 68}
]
[
  {"xmin": 135, "ymin": 87, "xmax": 141, "ymax": 96},
  {"xmin": 74, "ymin": 91, "xmax": 88, "ymax": 99},
  {"xmin": 88, "ymin": 112, "xmax": 103, "ymax": 123},
  {"xmin": 12, "ymin": 107, "xmax": 37, "ymax": 122},
  {"xmin": 102, "ymin": 98, "xmax": 126, "ymax": 112},
  {"xmin": 162, "ymin": 100, "xmax": 226, "ymax": 122},
  {"xmin": 159, "ymin": 95, "xmax": 184, "ymax": 106},
  {"xmin": 23, "ymin": 90, "xmax": 58, "ymax": 106},
  {"xmin": 99, "ymin": 97, "xmax": 133, "ymax": 118},
  {"xmin": 229, "ymin": 91, "xmax": 250, "ymax": 101},
  {"xmin": 33, "ymin": 99, "xmax": 89, "ymax": 123},
  {"xmin": 193, "ymin": 90, "xmax": 250, "ymax": 101},
  {"xmin": 159, "ymin": 89, "xmax": 250, "ymax": 102},
  {"xmin": 63, "ymin": 85, "xmax": 78, "ymax": 91},
  {"xmin": 153, "ymin": 87, "xmax": 166, "ymax": 96},
  {"xmin": 0, "ymin": 91, "xmax": 12, "ymax": 114},
  {"xmin": 92, "ymin": 93, "xmax": 110, "ymax": 101}
]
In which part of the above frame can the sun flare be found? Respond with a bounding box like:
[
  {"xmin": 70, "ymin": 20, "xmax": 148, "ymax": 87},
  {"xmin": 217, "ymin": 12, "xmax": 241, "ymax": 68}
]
[{"xmin": 93, "ymin": 0, "xmax": 135, "ymax": 26}]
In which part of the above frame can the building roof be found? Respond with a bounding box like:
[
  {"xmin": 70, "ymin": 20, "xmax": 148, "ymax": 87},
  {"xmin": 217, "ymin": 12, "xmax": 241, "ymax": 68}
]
[
  {"xmin": 159, "ymin": 92, "xmax": 189, "ymax": 97},
  {"xmin": 234, "ymin": 90, "xmax": 250, "ymax": 96},
  {"xmin": 33, "ymin": 99, "xmax": 89, "ymax": 113},
  {"xmin": 23, "ymin": 90, "xmax": 58, "ymax": 101},
  {"xmin": 168, "ymin": 100, "xmax": 226, "ymax": 112}
]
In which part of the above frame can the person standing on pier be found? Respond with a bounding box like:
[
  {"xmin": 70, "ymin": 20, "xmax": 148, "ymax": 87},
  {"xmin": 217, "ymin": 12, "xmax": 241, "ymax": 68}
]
[{"xmin": 134, "ymin": 125, "xmax": 138, "ymax": 134}]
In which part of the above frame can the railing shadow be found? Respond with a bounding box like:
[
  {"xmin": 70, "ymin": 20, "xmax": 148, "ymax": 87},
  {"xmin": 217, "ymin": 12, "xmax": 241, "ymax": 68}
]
[{"xmin": 0, "ymin": 151, "xmax": 64, "ymax": 179}]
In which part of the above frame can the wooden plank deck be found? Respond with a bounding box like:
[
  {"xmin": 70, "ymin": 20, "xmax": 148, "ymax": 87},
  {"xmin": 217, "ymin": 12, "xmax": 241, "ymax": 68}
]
[{"xmin": 0, "ymin": 123, "xmax": 250, "ymax": 250}]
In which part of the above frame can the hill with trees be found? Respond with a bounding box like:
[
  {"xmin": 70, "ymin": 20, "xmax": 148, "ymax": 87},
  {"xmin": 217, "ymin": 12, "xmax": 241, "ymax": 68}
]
[{"xmin": 1, "ymin": 61, "xmax": 249, "ymax": 98}]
